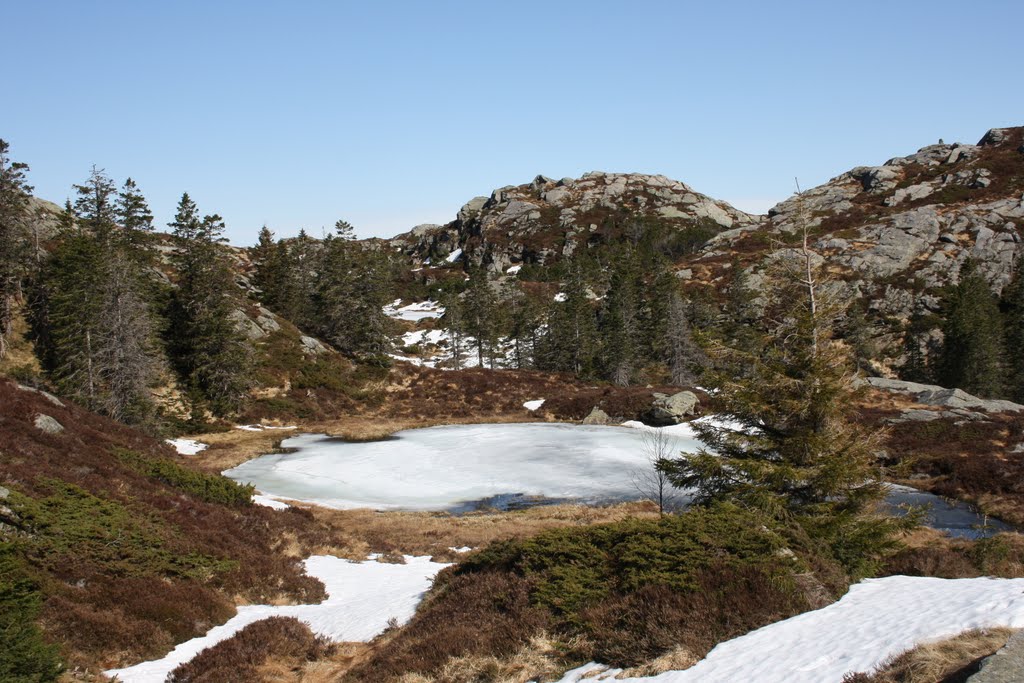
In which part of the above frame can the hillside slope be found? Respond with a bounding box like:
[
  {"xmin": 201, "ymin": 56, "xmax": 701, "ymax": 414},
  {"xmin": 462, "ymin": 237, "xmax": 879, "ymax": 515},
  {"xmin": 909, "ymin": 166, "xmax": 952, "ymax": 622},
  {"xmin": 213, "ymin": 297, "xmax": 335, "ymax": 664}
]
[{"xmin": 0, "ymin": 379, "xmax": 330, "ymax": 675}]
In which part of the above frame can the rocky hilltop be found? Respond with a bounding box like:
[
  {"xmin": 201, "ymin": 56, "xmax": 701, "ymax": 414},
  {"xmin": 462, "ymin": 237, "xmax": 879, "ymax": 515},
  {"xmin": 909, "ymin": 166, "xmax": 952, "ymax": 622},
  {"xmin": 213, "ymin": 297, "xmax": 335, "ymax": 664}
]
[
  {"xmin": 391, "ymin": 172, "xmax": 758, "ymax": 271},
  {"xmin": 391, "ymin": 126, "xmax": 1023, "ymax": 332}
]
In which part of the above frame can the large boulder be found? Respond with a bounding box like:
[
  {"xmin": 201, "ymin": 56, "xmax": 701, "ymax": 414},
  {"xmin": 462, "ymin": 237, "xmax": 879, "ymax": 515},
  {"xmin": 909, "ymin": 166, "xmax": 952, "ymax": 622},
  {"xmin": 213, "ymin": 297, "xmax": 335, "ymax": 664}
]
[
  {"xmin": 34, "ymin": 413, "xmax": 64, "ymax": 435},
  {"xmin": 649, "ymin": 391, "xmax": 699, "ymax": 425},
  {"xmin": 581, "ymin": 406, "xmax": 611, "ymax": 425}
]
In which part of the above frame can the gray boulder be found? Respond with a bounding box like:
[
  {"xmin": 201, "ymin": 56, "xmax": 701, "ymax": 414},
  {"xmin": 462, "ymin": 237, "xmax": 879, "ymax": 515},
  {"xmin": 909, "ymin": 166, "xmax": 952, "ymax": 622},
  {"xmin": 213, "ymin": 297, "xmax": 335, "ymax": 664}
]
[
  {"xmin": 34, "ymin": 414, "xmax": 64, "ymax": 435},
  {"xmin": 968, "ymin": 629, "xmax": 1024, "ymax": 682},
  {"xmin": 17, "ymin": 384, "xmax": 65, "ymax": 407},
  {"xmin": 917, "ymin": 387, "xmax": 1024, "ymax": 413},
  {"xmin": 300, "ymin": 335, "xmax": 329, "ymax": 355},
  {"xmin": 581, "ymin": 406, "xmax": 611, "ymax": 425},
  {"xmin": 649, "ymin": 391, "xmax": 699, "ymax": 425}
]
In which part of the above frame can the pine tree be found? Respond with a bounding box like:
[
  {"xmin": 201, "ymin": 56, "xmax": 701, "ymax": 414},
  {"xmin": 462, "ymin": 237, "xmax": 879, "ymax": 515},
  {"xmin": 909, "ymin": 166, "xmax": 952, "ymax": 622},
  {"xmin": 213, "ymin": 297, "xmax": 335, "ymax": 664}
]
[
  {"xmin": 937, "ymin": 259, "xmax": 1004, "ymax": 398},
  {"xmin": 0, "ymin": 140, "xmax": 33, "ymax": 360},
  {"xmin": 599, "ymin": 253, "xmax": 641, "ymax": 385},
  {"xmin": 115, "ymin": 177, "xmax": 155, "ymax": 254},
  {"xmin": 503, "ymin": 280, "xmax": 542, "ymax": 370},
  {"xmin": 37, "ymin": 171, "xmax": 163, "ymax": 423},
  {"xmin": 462, "ymin": 266, "xmax": 499, "ymax": 368},
  {"xmin": 662, "ymin": 230, "xmax": 906, "ymax": 577},
  {"xmin": 901, "ymin": 304, "xmax": 936, "ymax": 384},
  {"xmin": 167, "ymin": 194, "xmax": 253, "ymax": 416},
  {"xmin": 439, "ymin": 288, "xmax": 466, "ymax": 370},
  {"xmin": 537, "ymin": 259, "xmax": 597, "ymax": 376},
  {"xmin": 665, "ymin": 289, "xmax": 707, "ymax": 386},
  {"xmin": 313, "ymin": 220, "xmax": 392, "ymax": 360},
  {"xmin": 1001, "ymin": 260, "xmax": 1024, "ymax": 402}
]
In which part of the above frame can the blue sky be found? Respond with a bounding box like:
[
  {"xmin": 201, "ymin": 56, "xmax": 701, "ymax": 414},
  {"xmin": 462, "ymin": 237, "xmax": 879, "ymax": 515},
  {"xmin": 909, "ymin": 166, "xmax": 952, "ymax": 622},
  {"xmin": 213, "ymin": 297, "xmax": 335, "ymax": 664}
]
[{"xmin": 5, "ymin": 1, "xmax": 1023, "ymax": 244}]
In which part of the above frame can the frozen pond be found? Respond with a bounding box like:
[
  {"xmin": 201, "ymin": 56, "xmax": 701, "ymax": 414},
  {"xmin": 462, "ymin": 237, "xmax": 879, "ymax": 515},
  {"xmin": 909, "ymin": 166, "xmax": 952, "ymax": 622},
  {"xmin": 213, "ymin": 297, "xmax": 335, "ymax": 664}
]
[
  {"xmin": 225, "ymin": 423, "xmax": 701, "ymax": 511},
  {"xmin": 224, "ymin": 423, "xmax": 1009, "ymax": 537}
]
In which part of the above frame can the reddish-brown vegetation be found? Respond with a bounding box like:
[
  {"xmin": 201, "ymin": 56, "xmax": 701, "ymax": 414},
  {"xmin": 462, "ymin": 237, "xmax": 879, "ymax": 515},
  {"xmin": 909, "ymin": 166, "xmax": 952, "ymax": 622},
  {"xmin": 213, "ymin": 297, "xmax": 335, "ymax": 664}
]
[
  {"xmin": 0, "ymin": 380, "xmax": 327, "ymax": 670},
  {"xmin": 167, "ymin": 616, "xmax": 335, "ymax": 683}
]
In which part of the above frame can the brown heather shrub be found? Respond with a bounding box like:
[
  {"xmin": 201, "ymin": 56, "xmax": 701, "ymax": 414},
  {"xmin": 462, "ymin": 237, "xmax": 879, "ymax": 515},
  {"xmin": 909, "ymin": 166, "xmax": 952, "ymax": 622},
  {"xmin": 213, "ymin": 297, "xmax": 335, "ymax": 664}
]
[
  {"xmin": 0, "ymin": 380, "xmax": 327, "ymax": 670},
  {"xmin": 343, "ymin": 571, "xmax": 552, "ymax": 682},
  {"xmin": 167, "ymin": 616, "xmax": 335, "ymax": 683},
  {"xmin": 843, "ymin": 627, "xmax": 1014, "ymax": 683},
  {"xmin": 882, "ymin": 532, "xmax": 1024, "ymax": 579},
  {"xmin": 580, "ymin": 565, "xmax": 811, "ymax": 667}
]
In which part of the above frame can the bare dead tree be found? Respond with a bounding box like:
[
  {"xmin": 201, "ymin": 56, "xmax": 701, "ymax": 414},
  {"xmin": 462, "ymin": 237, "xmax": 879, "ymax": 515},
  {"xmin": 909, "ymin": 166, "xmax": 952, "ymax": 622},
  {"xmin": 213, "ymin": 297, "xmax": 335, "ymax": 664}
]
[{"xmin": 631, "ymin": 428, "xmax": 681, "ymax": 515}]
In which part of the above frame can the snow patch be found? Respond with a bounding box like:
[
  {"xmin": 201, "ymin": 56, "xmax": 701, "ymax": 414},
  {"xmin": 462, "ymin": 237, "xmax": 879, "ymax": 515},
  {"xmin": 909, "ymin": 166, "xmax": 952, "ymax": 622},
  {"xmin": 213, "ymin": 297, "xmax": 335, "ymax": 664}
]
[
  {"xmin": 252, "ymin": 494, "xmax": 291, "ymax": 510},
  {"xmin": 445, "ymin": 248, "xmax": 463, "ymax": 263},
  {"xmin": 523, "ymin": 399, "xmax": 545, "ymax": 411},
  {"xmin": 105, "ymin": 554, "xmax": 449, "ymax": 683},
  {"xmin": 384, "ymin": 299, "xmax": 446, "ymax": 321},
  {"xmin": 553, "ymin": 292, "xmax": 567, "ymax": 302},
  {"xmin": 235, "ymin": 424, "xmax": 298, "ymax": 432},
  {"xmin": 506, "ymin": 265, "xmax": 522, "ymax": 275},
  {"xmin": 542, "ymin": 576, "xmax": 1024, "ymax": 683},
  {"xmin": 165, "ymin": 438, "xmax": 208, "ymax": 456}
]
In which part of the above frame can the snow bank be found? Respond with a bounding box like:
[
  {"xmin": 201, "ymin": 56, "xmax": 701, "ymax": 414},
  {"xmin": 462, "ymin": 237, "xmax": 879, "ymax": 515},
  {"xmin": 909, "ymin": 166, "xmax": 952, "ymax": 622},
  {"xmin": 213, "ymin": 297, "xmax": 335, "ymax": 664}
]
[
  {"xmin": 105, "ymin": 554, "xmax": 449, "ymax": 683},
  {"xmin": 252, "ymin": 494, "xmax": 291, "ymax": 510},
  {"xmin": 234, "ymin": 424, "xmax": 299, "ymax": 432},
  {"xmin": 544, "ymin": 576, "xmax": 1024, "ymax": 683},
  {"xmin": 384, "ymin": 299, "xmax": 446, "ymax": 321},
  {"xmin": 402, "ymin": 329, "xmax": 447, "ymax": 347},
  {"xmin": 165, "ymin": 438, "xmax": 208, "ymax": 456}
]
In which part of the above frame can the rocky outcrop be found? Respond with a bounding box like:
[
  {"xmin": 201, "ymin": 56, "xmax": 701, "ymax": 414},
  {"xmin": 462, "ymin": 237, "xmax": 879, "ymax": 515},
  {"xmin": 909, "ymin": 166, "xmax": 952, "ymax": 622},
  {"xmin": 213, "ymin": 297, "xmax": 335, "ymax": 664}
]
[
  {"xmin": 649, "ymin": 391, "xmax": 699, "ymax": 425},
  {"xmin": 865, "ymin": 377, "xmax": 1024, "ymax": 413},
  {"xmin": 751, "ymin": 128, "xmax": 1024, "ymax": 324},
  {"xmin": 581, "ymin": 406, "xmax": 611, "ymax": 425},
  {"xmin": 392, "ymin": 172, "xmax": 758, "ymax": 273},
  {"xmin": 968, "ymin": 629, "xmax": 1024, "ymax": 683}
]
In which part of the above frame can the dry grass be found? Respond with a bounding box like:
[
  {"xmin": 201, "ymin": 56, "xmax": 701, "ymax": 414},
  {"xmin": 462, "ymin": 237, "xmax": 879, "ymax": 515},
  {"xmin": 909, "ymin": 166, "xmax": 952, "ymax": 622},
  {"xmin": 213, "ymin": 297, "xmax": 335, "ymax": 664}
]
[
  {"xmin": 882, "ymin": 530, "xmax": 1024, "ymax": 580},
  {"xmin": 298, "ymin": 501, "xmax": 660, "ymax": 561},
  {"xmin": 843, "ymin": 627, "xmax": 1015, "ymax": 683}
]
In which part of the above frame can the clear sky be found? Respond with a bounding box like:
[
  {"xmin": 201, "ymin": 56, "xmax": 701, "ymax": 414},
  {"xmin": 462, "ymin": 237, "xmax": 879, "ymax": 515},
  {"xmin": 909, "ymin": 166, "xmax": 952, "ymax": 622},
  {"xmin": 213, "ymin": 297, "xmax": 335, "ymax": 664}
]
[{"xmin": 5, "ymin": 1, "xmax": 1023, "ymax": 244}]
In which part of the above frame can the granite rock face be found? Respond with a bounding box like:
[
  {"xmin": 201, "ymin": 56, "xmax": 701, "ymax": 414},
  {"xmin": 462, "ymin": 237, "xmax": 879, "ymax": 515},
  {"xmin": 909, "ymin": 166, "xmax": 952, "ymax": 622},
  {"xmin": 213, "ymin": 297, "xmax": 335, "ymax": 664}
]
[{"xmin": 649, "ymin": 391, "xmax": 699, "ymax": 425}]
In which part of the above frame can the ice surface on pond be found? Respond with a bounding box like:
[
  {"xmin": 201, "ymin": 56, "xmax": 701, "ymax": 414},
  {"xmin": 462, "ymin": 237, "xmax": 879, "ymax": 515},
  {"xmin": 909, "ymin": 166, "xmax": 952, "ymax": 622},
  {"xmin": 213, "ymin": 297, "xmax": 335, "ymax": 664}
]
[
  {"xmin": 224, "ymin": 422, "xmax": 1007, "ymax": 534},
  {"xmin": 224, "ymin": 423, "xmax": 704, "ymax": 511}
]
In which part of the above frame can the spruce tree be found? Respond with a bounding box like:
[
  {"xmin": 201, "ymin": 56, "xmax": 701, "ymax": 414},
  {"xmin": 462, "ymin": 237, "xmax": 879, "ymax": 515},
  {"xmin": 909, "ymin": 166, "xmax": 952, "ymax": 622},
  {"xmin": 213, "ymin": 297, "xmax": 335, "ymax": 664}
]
[
  {"xmin": 462, "ymin": 266, "xmax": 499, "ymax": 368},
  {"xmin": 503, "ymin": 280, "xmax": 542, "ymax": 370},
  {"xmin": 537, "ymin": 259, "xmax": 597, "ymax": 376},
  {"xmin": 313, "ymin": 220, "xmax": 392, "ymax": 360},
  {"xmin": 1000, "ymin": 260, "xmax": 1024, "ymax": 402},
  {"xmin": 115, "ymin": 177, "xmax": 155, "ymax": 255},
  {"xmin": 599, "ymin": 253, "xmax": 641, "ymax": 386},
  {"xmin": 0, "ymin": 140, "xmax": 33, "ymax": 360},
  {"xmin": 936, "ymin": 259, "xmax": 1004, "ymax": 398},
  {"xmin": 665, "ymin": 289, "xmax": 707, "ymax": 386},
  {"xmin": 167, "ymin": 194, "xmax": 253, "ymax": 416},
  {"xmin": 37, "ymin": 171, "xmax": 163, "ymax": 424},
  {"xmin": 662, "ymin": 232, "xmax": 906, "ymax": 577}
]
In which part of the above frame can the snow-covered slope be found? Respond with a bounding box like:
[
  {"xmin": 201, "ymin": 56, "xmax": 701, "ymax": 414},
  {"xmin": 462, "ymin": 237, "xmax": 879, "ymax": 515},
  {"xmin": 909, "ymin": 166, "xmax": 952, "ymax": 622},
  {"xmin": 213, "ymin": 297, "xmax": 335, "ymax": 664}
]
[{"xmin": 547, "ymin": 576, "xmax": 1024, "ymax": 683}]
